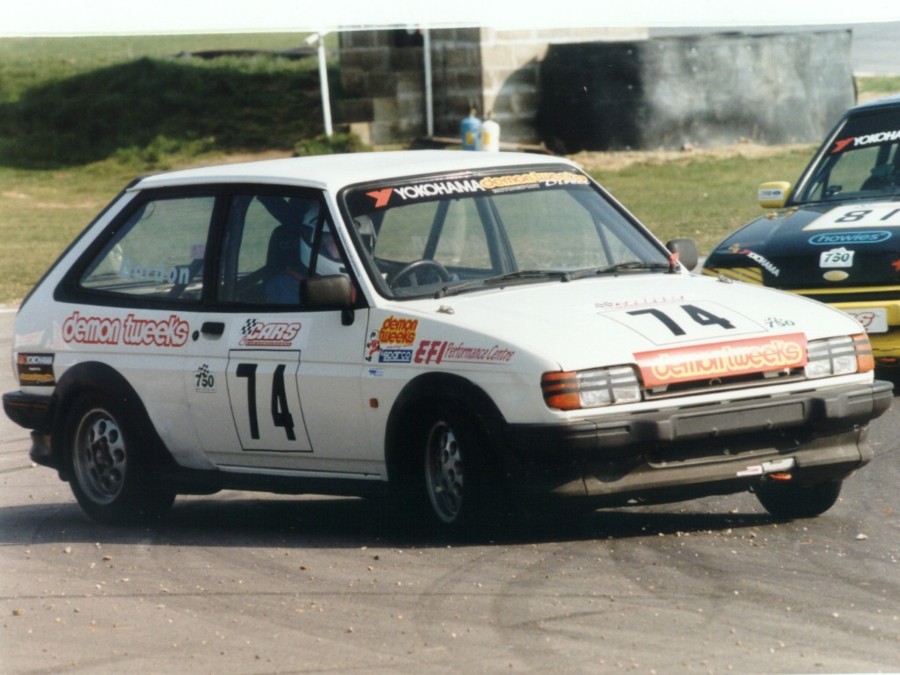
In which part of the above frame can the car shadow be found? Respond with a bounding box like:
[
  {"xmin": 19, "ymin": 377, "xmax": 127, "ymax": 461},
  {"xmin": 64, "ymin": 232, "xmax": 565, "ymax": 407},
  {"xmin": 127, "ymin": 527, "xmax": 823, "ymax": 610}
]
[{"xmin": 0, "ymin": 492, "xmax": 781, "ymax": 549}]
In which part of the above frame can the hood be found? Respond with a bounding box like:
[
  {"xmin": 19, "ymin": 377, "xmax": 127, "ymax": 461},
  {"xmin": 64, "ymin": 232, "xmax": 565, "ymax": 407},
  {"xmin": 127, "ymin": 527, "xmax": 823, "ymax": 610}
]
[
  {"xmin": 705, "ymin": 202, "xmax": 900, "ymax": 289},
  {"xmin": 404, "ymin": 272, "xmax": 861, "ymax": 372}
]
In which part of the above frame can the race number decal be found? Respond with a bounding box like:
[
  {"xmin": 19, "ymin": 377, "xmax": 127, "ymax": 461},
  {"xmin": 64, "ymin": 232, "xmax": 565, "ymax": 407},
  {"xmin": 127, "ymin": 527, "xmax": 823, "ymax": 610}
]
[
  {"xmin": 226, "ymin": 350, "xmax": 311, "ymax": 452},
  {"xmin": 819, "ymin": 247, "xmax": 855, "ymax": 268},
  {"xmin": 603, "ymin": 301, "xmax": 763, "ymax": 345},
  {"xmin": 805, "ymin": 205, "xmax": 900, "ymax": 231}
]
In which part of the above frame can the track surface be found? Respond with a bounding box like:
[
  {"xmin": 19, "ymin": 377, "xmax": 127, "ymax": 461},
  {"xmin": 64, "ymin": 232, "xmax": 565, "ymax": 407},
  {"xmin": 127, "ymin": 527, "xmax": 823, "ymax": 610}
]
[{"xmin": 1, "ymin": 309, "xmax": 898, "ymax": 673}]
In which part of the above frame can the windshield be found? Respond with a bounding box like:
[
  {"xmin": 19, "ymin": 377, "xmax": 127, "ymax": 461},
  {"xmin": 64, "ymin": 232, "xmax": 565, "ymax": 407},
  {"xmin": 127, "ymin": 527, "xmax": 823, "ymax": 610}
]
[
  {"xmin": 793, "ymin": 108, "xmax": 900, "ymax": 204},
  {"xmin": 341, "ymin": 166, "xmax": 670, "ymax": 299}
]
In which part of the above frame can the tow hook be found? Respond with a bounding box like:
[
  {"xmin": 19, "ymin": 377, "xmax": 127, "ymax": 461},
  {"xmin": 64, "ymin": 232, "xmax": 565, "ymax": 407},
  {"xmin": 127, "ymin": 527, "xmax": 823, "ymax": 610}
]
[
  {"xmin": 739, "ymin": 457, "xmax": 796, "ymax": 480},
  {"xmin": 762, "ymin": 457, "xmax": 796, "ymax": 481}
]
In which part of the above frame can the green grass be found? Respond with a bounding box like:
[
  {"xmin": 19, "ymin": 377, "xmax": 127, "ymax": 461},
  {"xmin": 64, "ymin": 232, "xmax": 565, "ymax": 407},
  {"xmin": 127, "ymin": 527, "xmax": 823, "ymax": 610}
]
[
  {"xmin": 857, "ymin": 75, "xmax": 900, "ymax": 96},
  {"xmin": 595, "ymin": 148, "xmax": 814, "ymax": 252},
  {"xmin": 0, "ymin": 34, "xmax": 329, "ymax": 168},
  {"xmin": 0, "ymin": 37, "xmax": 890, "ymax": 305}
]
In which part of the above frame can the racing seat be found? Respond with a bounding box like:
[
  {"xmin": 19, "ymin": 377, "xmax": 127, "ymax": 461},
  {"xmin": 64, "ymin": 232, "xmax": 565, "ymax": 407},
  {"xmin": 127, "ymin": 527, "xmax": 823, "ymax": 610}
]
[{"xmin": 264, "ymin": 224, "xmax": 307, "ymax": 304}]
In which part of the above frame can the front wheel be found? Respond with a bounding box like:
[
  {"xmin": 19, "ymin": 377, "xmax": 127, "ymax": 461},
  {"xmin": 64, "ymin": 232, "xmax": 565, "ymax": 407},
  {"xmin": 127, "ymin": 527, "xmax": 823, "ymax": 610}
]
[
  {"xmin": 65, "ymin": 391, "xmax": 175, "ymax": 524},
  {"xmin": 754, "ymin": 478, "xmax": 843, "ymax": 519},
  {"xmin": 418, "ymin": 403, "xmax": 498, "ymax": 531}
]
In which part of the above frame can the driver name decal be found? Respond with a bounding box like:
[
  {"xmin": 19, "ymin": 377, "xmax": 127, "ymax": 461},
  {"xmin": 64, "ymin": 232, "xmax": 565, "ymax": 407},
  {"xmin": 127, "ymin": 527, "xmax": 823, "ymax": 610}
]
[
  {"xmin": 635, "ymin": 333, "xmax": 807, "ymax": 387},
  {"xmin": 62, "ymin": 311, "xmax": 190, "ymax": 348}
]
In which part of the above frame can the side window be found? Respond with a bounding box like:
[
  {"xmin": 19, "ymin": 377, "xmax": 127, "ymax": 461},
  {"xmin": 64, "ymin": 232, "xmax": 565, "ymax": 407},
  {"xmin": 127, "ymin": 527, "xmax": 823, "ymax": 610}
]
[
  {"xmin": 218, "ymin": 192, "xmax": 343, "ymax": 306},
  {"xmin": 80, "ymin": 195, "xmax": 213, "ymax": 301}
]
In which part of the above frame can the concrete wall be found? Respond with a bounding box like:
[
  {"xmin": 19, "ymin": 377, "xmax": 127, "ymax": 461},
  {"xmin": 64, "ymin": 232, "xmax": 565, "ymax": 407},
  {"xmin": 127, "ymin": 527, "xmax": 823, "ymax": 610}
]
[
  {"xmin": 537, "ymin": 30, "xmax": 855, "ymax": 152},
  {"xmin": 338, "ymin": 27, "xmax": 645, "ymax": 146}
]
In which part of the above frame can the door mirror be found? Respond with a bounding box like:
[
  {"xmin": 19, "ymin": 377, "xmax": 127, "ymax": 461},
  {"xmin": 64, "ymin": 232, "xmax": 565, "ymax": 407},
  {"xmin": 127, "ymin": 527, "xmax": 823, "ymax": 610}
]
[
  {"xmin": 666, "ymin": 238, "xmax": 699, "ymax": 271},
  {"xmin": 304, "ymin": 275, "xmax": 357, "ymax": 325}
]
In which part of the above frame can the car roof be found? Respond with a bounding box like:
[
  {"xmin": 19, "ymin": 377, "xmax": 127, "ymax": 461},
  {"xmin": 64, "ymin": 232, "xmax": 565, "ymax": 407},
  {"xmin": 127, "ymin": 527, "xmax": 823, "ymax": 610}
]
[
  {"xmin": 848, "ymin": 93, "xmax": 900, "ymax": 115},
  {"xmin": 132, "ymin": 150, "xmax": 578, "ymax": 192}
]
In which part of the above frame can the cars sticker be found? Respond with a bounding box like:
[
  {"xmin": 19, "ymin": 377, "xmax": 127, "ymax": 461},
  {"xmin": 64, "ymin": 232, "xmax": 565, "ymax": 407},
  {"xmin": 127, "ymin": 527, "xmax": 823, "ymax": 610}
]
[
  {"xmin": 819, "ymin": 247, "xmax": 855, "ymax": 268},
  {"xmin": 16, "ymin": 353, "xmax": 55, "ymax": 386},
  {"xmin": 61, "ymin": 311, "xmax": 190, "ymax": 348},
  {"xmin": 805, "ymin": 205, "xmax": 900, "ymax": 230},
  {"xmin": 634, "ymin": 333, "xmax": 807, "ymax": 388},
  {"xmin": 238, "ymin": 319, "xmax": 303, "ymax": 348}
]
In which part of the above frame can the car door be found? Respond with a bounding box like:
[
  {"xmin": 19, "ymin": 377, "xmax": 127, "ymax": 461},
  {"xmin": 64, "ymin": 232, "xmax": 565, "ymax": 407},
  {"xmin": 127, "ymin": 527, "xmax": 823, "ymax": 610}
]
[{"xmin": 184, "ymin": 187, "xmax": 375, "ymax": 476}]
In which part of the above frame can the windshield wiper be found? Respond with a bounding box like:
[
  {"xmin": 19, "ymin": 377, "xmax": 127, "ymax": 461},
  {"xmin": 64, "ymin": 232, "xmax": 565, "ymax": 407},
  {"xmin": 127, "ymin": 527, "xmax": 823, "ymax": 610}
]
[
  {"xmin": 435, "ymin": 270, "xmax": 570, "ymax": 298},
  {"xmin": 565, "ymin": 260, "xmax": 673, "ymax": 280},
  {"xmin": 434, "ymin": 263, "xmax": 671, "ymax": 298}
]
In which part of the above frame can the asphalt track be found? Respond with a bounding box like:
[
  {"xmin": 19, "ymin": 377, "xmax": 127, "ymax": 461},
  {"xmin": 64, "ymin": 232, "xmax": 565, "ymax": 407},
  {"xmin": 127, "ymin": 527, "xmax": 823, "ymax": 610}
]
[{"xmin": 1, "ymin": 308, "xmax": 898, "ymax": 673}]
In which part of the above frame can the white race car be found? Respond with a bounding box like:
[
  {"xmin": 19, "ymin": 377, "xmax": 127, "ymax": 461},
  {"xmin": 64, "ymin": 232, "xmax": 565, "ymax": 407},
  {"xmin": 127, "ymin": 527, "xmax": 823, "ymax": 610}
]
[{"xmin": 3, "ymin": 151, "xmax": 892, "ymax": 531}]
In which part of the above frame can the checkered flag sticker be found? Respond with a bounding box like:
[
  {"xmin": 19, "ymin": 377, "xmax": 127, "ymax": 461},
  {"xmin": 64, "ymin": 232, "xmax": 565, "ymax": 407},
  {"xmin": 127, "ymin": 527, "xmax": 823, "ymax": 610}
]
[{"xmin": 241, "ymin": 319, "xmax": 259, "ymax": 336}]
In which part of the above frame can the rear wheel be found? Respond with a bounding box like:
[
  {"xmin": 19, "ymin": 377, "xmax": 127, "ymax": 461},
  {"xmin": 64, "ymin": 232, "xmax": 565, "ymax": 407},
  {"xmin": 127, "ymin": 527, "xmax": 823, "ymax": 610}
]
[
  {"xmin": 755, "ymin": 478, "xmax": 843, "ymax": 519},
  {"xmin": 65, "ymin": 391, "xmax": 175, "ymax": 524}
]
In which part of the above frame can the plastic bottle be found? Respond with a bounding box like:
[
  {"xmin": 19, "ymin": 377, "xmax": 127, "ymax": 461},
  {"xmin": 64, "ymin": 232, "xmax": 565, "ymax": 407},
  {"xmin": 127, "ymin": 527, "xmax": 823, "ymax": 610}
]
[
  {"xmin": 478, "ymin": 114, "xmax": 500, "ymax": 152},
  {"xmin": 460, "ymin": 108, "xmax": 481, "ymax": 151}
]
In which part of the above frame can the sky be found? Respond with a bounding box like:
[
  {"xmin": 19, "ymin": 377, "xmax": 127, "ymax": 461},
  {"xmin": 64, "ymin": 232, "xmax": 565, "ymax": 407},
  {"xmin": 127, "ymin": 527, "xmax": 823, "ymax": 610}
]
[{"xmin": 3, "ymin": 0, "xmax": 900, "ymax": 36}]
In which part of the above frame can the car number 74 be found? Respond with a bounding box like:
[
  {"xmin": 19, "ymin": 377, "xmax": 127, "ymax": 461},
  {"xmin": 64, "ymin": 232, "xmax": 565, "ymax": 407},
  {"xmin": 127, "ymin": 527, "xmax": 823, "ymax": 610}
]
[{"xmin": 226, "ymin": 351, "xmax": 312, "ymax": 452}]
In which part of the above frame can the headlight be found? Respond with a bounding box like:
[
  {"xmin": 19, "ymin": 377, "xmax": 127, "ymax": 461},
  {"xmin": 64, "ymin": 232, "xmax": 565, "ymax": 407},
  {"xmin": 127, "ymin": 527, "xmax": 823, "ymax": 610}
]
[
  {"xmin": 805, "ymin": 333, "xmax": 874, "ymax": 379},
  {"xmin": 542, "ymin": 366, "xmax": 641, "ymax": 410}
]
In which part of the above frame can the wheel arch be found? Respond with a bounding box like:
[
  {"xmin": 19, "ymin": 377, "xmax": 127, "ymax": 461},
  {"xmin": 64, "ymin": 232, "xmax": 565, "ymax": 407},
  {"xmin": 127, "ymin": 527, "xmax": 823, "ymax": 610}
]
[
  {"xmin": 384, "ymin": 372, "xmax": 508, "ymax": 482},
  {"xmin": 51, "ymin": 361, "xmax": 176, "ymax": 480}
]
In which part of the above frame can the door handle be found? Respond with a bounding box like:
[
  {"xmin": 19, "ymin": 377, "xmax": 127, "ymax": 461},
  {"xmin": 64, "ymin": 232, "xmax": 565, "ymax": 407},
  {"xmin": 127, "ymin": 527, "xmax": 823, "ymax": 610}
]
[{"xmin": 200, "ymin": 321, "xmax": 225, "ymax": 336}]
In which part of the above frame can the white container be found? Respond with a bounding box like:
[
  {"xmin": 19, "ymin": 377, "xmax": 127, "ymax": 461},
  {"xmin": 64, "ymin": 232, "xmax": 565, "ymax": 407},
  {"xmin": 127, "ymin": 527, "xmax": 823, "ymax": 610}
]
[{"xmin": 478, "ymin": 117, "xmax": 500, "ymax": 152}]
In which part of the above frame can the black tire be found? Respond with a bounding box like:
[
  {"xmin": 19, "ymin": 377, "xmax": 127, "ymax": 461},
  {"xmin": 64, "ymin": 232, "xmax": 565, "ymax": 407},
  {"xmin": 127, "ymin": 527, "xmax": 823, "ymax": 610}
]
[
  {"xmin": 755, "ymin": 479, "xmax": 843, "ymax": 519},
  {"xmin": 416, "ymin": 402, "xmax": 497, "ymax": 532},
  {"xmin": 64, "ymin": 391, "xmax": 175, "ymax": 525}
]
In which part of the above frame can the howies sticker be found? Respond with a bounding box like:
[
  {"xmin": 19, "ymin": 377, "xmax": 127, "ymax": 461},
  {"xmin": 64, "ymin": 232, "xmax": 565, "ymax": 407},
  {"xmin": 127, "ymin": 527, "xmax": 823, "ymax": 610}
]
[{"xmin": 819, "ymin": 247, "xmax": 855, "ymax": 268}]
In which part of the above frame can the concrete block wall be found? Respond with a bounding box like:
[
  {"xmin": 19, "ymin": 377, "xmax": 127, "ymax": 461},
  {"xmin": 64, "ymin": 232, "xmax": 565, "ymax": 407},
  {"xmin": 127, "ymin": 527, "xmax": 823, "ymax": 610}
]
[
  {"xmin": 338, "ymin": 26, "xmax": 645, "ymax": 146},
  {"xmin": 476, "ymin": 27, "xmax": 646, "ymax": 144}
]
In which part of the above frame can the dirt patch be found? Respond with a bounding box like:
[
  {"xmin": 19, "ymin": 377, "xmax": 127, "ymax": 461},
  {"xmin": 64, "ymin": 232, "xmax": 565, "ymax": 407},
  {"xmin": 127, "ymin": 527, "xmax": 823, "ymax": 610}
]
[{"xmin": 567, "ymin": 142, "xmax": 815, "ymax": 172}]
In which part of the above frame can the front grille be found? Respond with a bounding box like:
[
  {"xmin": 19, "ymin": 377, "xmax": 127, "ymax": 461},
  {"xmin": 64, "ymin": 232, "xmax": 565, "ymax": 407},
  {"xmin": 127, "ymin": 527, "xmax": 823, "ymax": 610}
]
[{"xmin": 642, "ymin": 368, "xmax": 805, "ymax": 400}]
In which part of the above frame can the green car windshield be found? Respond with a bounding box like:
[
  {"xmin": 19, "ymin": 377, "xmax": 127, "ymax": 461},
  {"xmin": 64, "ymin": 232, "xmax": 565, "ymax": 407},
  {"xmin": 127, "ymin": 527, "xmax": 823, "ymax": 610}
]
[
  {"xmin": 341, "ymin": 166, "xmax": 670, "ymax": 299},
  {"xmin": 793, "ymin": 108, "xmax": 900, "ymax": 204}
]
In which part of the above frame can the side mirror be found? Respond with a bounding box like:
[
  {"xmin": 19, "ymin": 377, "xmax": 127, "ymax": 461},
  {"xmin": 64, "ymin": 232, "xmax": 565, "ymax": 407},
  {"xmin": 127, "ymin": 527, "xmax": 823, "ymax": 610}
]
[
  {"xmin": 758, "ymin": 181, "xmax": 791, "ymax": 209},
  {"xmin": 666, "ymin": 238, "xmax": 698, "ymax": 271},
  {"xmin": 304, "ymin": 275, "xmax": 356, "ymax": 325}
]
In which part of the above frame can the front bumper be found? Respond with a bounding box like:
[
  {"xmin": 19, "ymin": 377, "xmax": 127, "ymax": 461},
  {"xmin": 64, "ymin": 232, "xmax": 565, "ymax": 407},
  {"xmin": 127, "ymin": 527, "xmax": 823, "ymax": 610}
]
[
  {"xmin": 3, "ymin": 390, "xmax": 53, "ymax": 432},
  {"xmin": 504, "ymin": 380, "xmax": 894, "ymax": 505}
]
